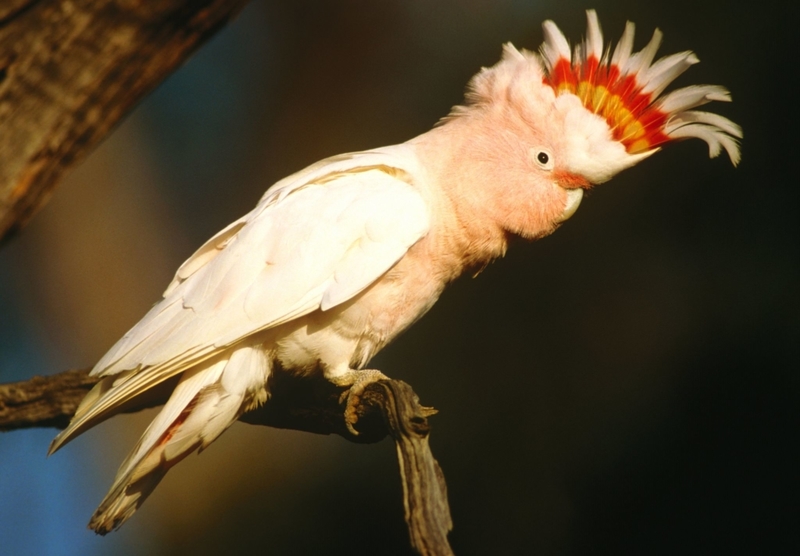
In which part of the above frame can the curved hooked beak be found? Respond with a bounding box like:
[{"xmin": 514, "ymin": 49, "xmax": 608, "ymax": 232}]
[
  {"xmin": 556, "ymin": 188, "xmax": 584, "ymax": 223},
  {"xmin": 554, "ymin": 170, "xmax": 589, "ymax": 223}
]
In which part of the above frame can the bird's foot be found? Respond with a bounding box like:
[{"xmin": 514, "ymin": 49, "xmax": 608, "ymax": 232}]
[{"xmin": 328, "ymin": 369, "xmax": 389, "ymax": 435}]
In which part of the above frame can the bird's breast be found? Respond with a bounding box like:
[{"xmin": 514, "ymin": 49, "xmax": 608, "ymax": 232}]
[{"xmin": 269, "ymin": 248, "xmax": 450, "ymax": 379}]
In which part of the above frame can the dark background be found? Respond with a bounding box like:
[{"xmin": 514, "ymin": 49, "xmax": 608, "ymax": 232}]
[{"xmin": 1, "ymin": 1, "xmax": 796, "ymax": 554}]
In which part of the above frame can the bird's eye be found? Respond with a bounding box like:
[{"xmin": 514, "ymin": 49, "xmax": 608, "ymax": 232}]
[{"xmin": 531, "ymin": 148, "xmax": 554, "ymax": 170}]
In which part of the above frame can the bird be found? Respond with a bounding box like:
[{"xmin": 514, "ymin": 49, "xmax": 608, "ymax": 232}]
[{"xmin": 49, "ymin": 10, "xmax": 741, "ymax": 534}]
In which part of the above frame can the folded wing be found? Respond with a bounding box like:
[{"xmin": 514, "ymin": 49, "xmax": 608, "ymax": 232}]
[{"xmin": 50, "ymin": 149, "xmax": 430, "ymax": 453}]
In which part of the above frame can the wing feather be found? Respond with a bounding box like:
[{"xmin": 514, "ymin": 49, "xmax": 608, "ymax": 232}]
[{"xmin": 50, "ymin": 148, "xmax": 429, "ymax": 453}]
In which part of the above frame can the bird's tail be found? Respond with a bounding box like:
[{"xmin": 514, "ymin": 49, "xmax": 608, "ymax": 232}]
[{"xmin": 88, "ymin": 343, "xmax": 270, "ymax": 534}]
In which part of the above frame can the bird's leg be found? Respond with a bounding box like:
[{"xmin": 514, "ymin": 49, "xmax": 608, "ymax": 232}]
[{"xmin": 327, "ymin": 369, "xmax": 389, "ymax": 435}]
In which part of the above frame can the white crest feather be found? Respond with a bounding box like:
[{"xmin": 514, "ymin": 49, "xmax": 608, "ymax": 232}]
[
  {"xmin": 611, "ymin": 21, "xmax": 636, "ymax": 69},
  {"xmin": 584, "ymin": 9, "xmax": 603, "ymax": 61},
  {"xmin": 540, "ymin": 19, "xmax": 571, "ymax": 71}
]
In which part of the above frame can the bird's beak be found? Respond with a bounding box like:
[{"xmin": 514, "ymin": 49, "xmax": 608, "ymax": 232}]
[
  {"xmin": 552, "ymin": 169, "xmax": 588, "ymax": 223},
  {"xmin": 554, "ymin": 169, "xmax": 591, "ymax": 189},
  {"xmin": 556, "ymin": 188, "xmax": 583, "ymax": 223}
]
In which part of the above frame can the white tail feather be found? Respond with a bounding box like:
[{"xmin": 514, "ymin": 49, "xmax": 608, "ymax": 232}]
[
  {"xmin": 86, "ymin": 343, "xmax": 270, "ymax": 534},
  {"xmin": 88, "ymin": 467, "xmax": 166, "ymax": 535}
]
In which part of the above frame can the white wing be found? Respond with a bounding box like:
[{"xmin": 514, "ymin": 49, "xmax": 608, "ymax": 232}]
[{"xmin": 51, "ymin": 146, "xmax": 430, "ymax": 451}]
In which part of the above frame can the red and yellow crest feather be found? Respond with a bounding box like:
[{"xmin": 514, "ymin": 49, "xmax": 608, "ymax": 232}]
[{"xmin": 540, "ymin": 11, "xmax": 742, "ymax": 165}]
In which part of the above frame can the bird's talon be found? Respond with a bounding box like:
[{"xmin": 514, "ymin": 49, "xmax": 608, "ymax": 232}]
[
  {"xmin": 343, "ymin": 391, "xmax": 362, "ymax": 435},
  {"xmin": 329, "ymin": 369, "xmax": 388, "ymax": 436}
]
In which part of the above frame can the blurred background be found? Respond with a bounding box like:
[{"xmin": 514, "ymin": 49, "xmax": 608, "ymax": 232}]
[{"xmin": 1, "ymin": 0, "xmax": 796, "ymax": 554}]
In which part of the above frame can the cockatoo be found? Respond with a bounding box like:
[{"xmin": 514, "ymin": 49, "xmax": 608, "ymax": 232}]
[{"xmin": 49, "ymin": 11, "xmax": 741, "ymax": 533}]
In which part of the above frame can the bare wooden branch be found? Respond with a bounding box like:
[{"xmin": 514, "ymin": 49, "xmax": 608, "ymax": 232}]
[
  {"xmin": 0, "ymin": 0, "xmax": 250, "ymax": 245},
  {"xmin": 0, "ymin": 369, "xmax": 98, "ymax": 430},
  {"xmin": 363, "ymin": 381, "xmax": 455, "ymax": 556},
  {"xmin": 0, "ymin": 370, "xmax": 454, "ymax": 554}
]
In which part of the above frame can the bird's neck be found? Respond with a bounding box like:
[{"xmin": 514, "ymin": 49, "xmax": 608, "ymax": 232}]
[{"xmin": 407, "ymin": 116, "xmax": 513, "ymax": 275}]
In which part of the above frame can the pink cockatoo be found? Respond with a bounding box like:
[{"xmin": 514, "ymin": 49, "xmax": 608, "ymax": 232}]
[{"xmin": 50, "ymin": 10, "xmax": 741, "ymax": 533}]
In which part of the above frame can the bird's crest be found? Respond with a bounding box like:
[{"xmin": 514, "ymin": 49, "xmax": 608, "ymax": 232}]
[{"xmin": 540, "ymin": 10, "xmax": 741, "ymax": 165}]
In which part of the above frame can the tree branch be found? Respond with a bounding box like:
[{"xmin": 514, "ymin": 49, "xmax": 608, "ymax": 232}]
[
  {"xmin": 0, "ymin": 0, "xmax": 250, "ymax": 245},
  {"xmin": 0, "ymin": 369, "xmax": 99, "ymax": 430},
  {"xmin": 0, "ymin": 369, "xmax": 454, "ymax": 555}
]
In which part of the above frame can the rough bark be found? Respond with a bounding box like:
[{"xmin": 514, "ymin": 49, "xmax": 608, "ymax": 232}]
[
  {"xmin": 0, "ymin": 369, "xmax": 454, "ymax": 555},
  {"xmin": 0, "ymin": 369, "xmax": 99, "ymax": 430},
  {"xmin": 367, "ymin": 381, "xmax": 455, "ymax": 556},
  {"xmin": 0, "ymin": 0, "xmax": 250, "ymax": 245}
]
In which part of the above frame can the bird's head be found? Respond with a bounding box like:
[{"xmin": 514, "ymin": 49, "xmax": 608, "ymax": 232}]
[{"xmin": 432, "ymin": 10, "xmax": 741, "ymax": 241}]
